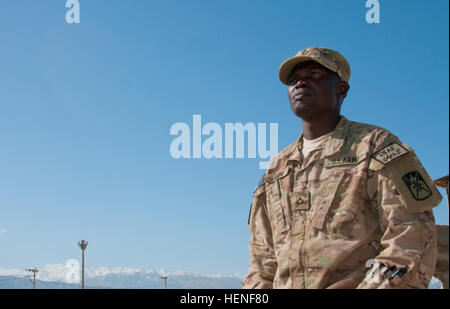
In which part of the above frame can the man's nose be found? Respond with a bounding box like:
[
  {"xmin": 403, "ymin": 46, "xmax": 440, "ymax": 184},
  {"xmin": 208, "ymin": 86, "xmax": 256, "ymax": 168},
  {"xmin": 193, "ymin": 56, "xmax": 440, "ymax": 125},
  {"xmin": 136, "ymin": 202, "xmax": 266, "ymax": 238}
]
[{"xmin": 295, "ymin": 79, "xmax": 309, "ymax": 88}]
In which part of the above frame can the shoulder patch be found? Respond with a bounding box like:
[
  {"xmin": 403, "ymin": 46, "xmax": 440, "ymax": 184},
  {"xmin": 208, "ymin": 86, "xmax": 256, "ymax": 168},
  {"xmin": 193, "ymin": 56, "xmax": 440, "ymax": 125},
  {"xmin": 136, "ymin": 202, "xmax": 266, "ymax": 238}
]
[
  {"xmin": 374, "ymin": 152, "xmax": 442, "ymax": 212},
  {"xmin": 402, "ymin": 171, "xmax": 433, "ymax": 201},
  {"xmin": 372, "ymin": 142, "xmax": 409, "ymax": 165}
]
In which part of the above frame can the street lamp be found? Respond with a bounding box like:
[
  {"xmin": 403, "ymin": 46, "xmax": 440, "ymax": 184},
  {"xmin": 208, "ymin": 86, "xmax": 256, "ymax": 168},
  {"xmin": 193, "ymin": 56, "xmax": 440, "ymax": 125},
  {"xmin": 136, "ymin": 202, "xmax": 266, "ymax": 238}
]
[{"xmin": 77, "ymin": 240, "xmax": 88, "ymax": 289}]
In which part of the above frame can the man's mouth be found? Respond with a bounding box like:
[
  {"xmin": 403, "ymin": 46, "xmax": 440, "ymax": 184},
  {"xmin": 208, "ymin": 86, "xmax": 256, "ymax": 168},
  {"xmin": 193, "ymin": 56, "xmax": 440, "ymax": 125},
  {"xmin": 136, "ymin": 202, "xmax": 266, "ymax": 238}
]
[{"xmin": 293, "ymin": 91, "xmax": 311, "ymax": 99}]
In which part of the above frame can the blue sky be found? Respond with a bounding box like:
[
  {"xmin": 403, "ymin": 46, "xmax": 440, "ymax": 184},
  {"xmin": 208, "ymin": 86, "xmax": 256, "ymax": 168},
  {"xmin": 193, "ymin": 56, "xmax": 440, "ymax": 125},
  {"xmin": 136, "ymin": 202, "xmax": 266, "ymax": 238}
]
[{"xmin": 0, "ymin": 0, "xmax": 448, "ymax": 277}]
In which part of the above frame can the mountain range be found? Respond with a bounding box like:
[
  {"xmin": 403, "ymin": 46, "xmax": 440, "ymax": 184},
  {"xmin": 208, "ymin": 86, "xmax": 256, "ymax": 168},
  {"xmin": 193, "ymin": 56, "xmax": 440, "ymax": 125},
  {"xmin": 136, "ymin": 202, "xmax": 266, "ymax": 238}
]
[
  {"xmin": 0, "ymin": 264, "xmax": 243, "ymax": 289},
  {"xmin": 0, "ymin": 264, "xmax": 443, "ymax": 289}
]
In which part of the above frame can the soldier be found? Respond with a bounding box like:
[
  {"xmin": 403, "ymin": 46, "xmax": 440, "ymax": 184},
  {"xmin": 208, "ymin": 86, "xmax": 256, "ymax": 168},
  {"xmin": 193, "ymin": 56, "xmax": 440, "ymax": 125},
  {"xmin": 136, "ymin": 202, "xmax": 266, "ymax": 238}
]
[{"xmin": 243, "ymin": 47, "xmax": 442, "ymax": 289}]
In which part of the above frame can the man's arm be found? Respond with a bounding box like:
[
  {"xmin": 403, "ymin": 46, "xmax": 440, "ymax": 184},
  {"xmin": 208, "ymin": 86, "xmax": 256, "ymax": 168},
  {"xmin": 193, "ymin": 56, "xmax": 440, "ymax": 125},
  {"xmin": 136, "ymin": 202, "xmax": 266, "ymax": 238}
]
[
  {"xmin": 242, "ymin": 182, "xmax": 278, "ymax": 289},
  {"xmin": 357, "ymin": 134, "xmax": 442, "ymax": 289}
]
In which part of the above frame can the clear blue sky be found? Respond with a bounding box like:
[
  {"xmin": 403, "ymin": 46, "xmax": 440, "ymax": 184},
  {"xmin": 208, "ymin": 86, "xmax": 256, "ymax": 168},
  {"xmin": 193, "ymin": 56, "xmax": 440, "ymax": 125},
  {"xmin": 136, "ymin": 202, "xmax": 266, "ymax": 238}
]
[{"xmin": 0, "ymin": 0, "xmax": 448, "ymax": 277}]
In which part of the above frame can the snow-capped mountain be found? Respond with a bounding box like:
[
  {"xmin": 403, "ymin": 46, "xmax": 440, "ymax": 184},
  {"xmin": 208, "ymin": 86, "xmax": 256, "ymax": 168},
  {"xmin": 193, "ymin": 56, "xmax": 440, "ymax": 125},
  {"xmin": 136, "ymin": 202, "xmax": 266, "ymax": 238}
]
[
  {"xmin": 0, "ymin": 264, "xmax": 244, "ymax": 289},
  {"xmin": 0, "ymin": 265, "xmax": 443, "ymax": 289}
]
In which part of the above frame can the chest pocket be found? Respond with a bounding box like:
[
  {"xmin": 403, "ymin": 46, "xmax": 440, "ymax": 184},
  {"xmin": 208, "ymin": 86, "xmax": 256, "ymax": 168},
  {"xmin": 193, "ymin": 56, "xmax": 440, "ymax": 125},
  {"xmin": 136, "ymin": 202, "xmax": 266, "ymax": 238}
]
[
  {"xmin": 312, "ymin": 152, "xmax": 369, "ymax": 235},
  {"xmin": 311, "ymin": 170, "xmax": 347, "ymax": 230},
  {"xmin": 265, "ymin": 168, "xmax": 293, "ymax": 233}
]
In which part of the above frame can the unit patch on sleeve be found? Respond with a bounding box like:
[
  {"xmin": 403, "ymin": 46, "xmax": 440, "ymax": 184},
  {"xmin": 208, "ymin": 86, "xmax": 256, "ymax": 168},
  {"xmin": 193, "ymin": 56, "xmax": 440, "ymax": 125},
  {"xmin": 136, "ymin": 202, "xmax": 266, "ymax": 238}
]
[
  {"xmin": 372, "ymin": 142, "xmax": 409, "ymax": 165},
  {"xmin": 402, "ymin": 171, "xmax": 432, "ymax": 201}
]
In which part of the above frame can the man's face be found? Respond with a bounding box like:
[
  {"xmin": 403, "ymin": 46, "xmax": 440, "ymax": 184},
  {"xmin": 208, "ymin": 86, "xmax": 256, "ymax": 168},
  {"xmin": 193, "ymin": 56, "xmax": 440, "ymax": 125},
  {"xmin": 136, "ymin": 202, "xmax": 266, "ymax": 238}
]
[{"xmin": 287, "ymin": 61, "xmax": 340, "ymax": 120}]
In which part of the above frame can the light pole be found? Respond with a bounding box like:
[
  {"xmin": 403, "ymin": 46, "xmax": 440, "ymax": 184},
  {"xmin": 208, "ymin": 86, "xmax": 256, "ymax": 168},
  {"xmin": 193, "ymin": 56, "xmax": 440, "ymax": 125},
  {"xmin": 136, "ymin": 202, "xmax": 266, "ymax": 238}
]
[
  {"xmin": 77, "ymin": 240, "xmax": 88, "ymax": 289},
  {"xmin": 25, "ymin": 268, "xmax": 39, "ymax": 289},
  {"xmin": 161, "ymin": 276, "xmax": 168, "ymax": 289}
]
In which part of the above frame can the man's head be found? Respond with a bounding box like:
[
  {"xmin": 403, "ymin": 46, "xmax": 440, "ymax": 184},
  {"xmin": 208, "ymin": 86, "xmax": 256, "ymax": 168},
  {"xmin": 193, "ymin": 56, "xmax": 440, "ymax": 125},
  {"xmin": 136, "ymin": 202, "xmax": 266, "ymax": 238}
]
[{"xmin": 278, "ymin": 47, "xmax": 350, "ymax": 120}]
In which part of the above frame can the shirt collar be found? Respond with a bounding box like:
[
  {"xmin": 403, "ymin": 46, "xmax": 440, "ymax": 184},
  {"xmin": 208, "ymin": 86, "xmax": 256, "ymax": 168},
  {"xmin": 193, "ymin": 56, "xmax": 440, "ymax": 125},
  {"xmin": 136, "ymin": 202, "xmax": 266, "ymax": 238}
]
[
  {"xmin": 285, "ymin": 115, "xmax": 350, "ymax": 167},
  {"xmin": 323, "ymin": 115, "xmax": 350, "ymax": 158}
]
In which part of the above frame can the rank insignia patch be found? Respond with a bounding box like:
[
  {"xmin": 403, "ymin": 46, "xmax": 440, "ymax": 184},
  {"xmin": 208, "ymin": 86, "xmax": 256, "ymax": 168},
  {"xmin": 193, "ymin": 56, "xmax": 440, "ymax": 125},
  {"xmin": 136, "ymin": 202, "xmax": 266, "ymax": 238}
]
[
  {"xmin": 290, "ymin": 191, "xmax": 310, "ymax": 210},
  {"xmin": 372, "ymin": 142, "xmax": 409, "ymax": 165},
  {"xmin": 402, "ymin": 171, "xmax": 432, "ymax": 201}
]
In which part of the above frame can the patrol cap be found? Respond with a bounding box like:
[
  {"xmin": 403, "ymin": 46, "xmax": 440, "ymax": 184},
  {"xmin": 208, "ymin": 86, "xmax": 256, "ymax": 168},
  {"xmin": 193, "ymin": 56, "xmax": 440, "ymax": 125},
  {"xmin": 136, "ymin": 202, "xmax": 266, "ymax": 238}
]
[{"xmin": 278, "ymin": 47, "xmax": 351, "ymax": 85}]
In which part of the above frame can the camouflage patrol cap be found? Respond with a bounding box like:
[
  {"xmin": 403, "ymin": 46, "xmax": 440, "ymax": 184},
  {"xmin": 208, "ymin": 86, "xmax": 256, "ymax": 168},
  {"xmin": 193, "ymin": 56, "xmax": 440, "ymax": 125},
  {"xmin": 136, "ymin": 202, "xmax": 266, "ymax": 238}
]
[{"xmin": 278, "ymin": 47, "xmax": 351, "ymax": 85}]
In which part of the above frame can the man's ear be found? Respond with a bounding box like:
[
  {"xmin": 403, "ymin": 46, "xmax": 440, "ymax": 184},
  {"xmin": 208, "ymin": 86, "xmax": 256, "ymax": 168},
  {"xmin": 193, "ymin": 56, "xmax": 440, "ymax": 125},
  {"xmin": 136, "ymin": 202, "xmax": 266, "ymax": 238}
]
[{"xmin": 337, "ymin": 82, "xmax": 349, "ymax": 98}]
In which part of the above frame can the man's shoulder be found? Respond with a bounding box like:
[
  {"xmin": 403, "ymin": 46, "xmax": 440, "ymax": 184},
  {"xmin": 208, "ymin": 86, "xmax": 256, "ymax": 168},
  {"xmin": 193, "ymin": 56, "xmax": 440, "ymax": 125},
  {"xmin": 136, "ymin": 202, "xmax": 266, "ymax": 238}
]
[
  {"xmin": 264, "ymin": 139, "xmax": 299, "ymax": 177},
  {"xmin": 347, "ymin": 119, "xmax": 392, "ymax": 139},
  {"xmin": 252, "ymin": 142, "xmax": 296, "ymax": 195},
  {"xmin": 348, "ymin": 119, "xmax": 442, "ymax": 211},
  {"xmin": 346, "ymin": 119, "xmax": 404, "ymax": 152},
  {"xmin": 278, "ymin": 139, "xmax": 299, "ymax": 158}
]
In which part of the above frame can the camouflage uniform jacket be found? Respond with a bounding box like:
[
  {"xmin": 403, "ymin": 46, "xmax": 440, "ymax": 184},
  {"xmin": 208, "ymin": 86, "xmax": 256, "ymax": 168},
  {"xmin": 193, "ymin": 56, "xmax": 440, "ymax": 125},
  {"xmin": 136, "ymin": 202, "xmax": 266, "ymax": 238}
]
[{"xmin": 243, "ymin": 116, "xmax": 441, "ymax": 289}]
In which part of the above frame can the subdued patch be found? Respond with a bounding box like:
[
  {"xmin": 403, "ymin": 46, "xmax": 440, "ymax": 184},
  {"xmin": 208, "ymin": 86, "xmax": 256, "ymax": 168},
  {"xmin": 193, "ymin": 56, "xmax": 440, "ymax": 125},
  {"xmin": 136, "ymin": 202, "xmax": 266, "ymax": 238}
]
[{"xmin": 402, "ymin": 171, "xmax": 432, "ymax": 201}]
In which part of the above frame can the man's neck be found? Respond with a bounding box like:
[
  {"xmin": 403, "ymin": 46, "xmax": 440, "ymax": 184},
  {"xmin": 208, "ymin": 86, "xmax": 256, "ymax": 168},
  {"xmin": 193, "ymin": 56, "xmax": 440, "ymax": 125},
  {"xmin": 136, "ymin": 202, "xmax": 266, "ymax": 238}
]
[{"xmin": 301, "ymin": 114, "xmax": 341, "ymax": 140}]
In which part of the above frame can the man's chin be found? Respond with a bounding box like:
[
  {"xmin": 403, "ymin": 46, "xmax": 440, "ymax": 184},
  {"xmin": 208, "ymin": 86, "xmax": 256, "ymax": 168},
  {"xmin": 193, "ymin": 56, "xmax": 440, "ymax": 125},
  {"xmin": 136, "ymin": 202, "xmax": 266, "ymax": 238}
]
[{"xmin": 291, "ymin": 105, "xmax": 314, "ymax": 120}]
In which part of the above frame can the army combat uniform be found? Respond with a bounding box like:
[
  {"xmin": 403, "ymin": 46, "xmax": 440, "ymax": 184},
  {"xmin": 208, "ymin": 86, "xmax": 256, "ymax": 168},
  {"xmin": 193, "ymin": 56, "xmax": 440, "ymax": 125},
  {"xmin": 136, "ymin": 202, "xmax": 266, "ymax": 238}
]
[
  {"xmin": 244, "ymin": 47, "xmax": 442, "ymax": 289},
  {"xmin": 243, "ymin": 116, "xmax": 441, "ymax": 289}
]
